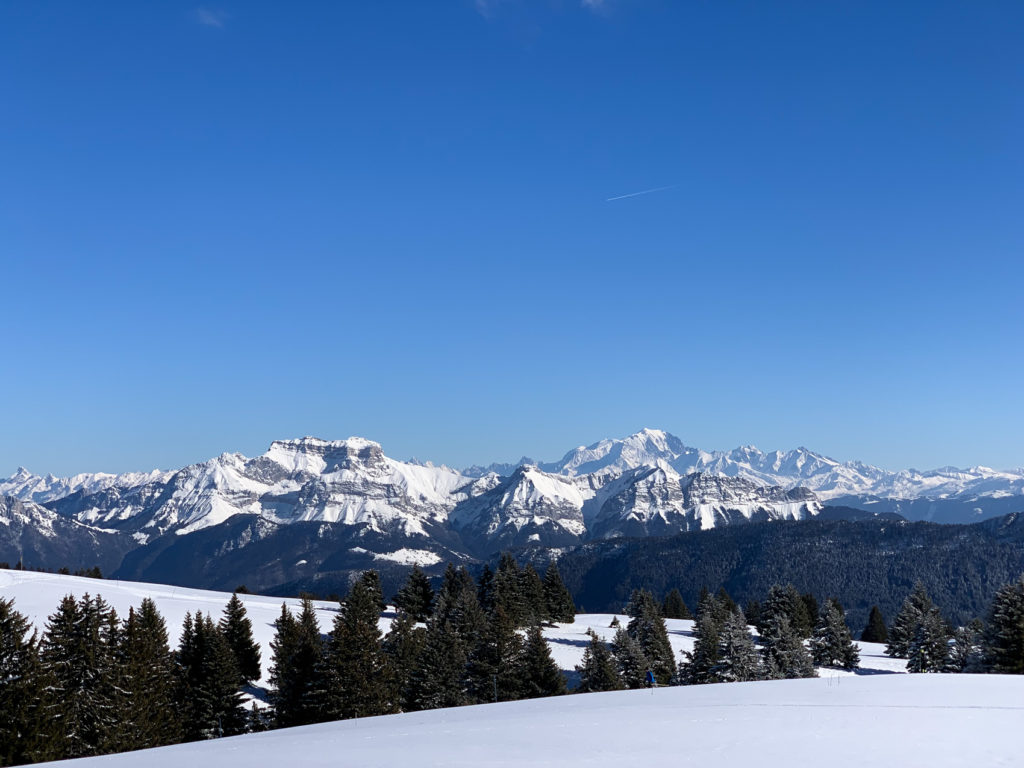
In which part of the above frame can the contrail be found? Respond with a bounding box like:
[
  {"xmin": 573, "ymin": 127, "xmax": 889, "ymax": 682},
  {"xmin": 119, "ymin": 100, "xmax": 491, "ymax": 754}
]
[{"xmin": 605, "ymin": 184, "xmax": 675, "ymax": 202}]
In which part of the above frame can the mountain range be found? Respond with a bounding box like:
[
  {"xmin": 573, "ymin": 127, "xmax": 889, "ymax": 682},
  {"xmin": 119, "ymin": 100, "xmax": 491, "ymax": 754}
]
[{"xmin": 2, "ymin": 429, "xmax": 1022, "ymax": 593}]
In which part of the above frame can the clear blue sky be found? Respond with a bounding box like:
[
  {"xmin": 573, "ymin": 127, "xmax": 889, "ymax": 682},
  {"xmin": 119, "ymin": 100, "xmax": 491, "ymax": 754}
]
[{"xmin": 2, "ymin": 1, "xmax": 1022, "ymax": 476}]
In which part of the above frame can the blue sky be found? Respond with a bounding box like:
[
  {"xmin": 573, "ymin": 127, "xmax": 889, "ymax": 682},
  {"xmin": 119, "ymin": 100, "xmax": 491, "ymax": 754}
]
[{"xmin": 1, "ymin": 0, "xmax": 1022, "ymax": 476}]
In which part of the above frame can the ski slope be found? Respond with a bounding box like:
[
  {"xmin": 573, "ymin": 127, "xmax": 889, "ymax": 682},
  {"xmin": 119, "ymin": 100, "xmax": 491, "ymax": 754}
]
[{"xmin": 29, "ymin": 674, "xmax": 1024, "ymax": 768}]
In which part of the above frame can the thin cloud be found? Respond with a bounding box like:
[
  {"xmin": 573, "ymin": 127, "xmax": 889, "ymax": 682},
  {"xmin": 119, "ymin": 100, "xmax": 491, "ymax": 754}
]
[
  {"xmin": 605, "ymin": 184, "xmax": 675, "ymax": 202},
  {"xmin": 194, "ymin": 7, "xmax": 228, "ymax": 28},
  {"xmin": 582, "ymin": 0, "xmax": 611, "ymax": 13}
]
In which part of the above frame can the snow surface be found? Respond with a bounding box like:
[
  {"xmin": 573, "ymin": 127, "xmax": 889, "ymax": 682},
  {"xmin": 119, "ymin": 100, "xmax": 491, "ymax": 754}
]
[{"xmin": 30, "ymin": 675, "xmax": 1024, "ymax": 768}]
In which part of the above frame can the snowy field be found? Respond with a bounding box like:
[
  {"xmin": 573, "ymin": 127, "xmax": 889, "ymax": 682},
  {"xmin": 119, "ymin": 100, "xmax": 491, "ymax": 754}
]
[
  {"xmin": 0, "ymin": 570, "xmax": 906, "ymax": 686},
  {"xmin": 27, "ymin": 674, "xmax": 1024, "ymax": 768}
]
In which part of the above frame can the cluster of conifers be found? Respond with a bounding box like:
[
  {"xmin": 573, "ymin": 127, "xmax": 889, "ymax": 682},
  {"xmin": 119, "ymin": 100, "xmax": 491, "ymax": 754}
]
[{"xmin": 1, "ymin": 562, "xmax": 1022, "ymax": 768}]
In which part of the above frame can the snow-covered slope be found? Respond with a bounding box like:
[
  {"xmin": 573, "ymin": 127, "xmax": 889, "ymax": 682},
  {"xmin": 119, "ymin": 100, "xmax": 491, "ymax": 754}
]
[
  {"xmin": 27, "ymin": 671, "xmax": 1024, "ymax": 767},
  {"xmin": 0, "ymin": 467, "xmax": 173, "ymax": 505}
]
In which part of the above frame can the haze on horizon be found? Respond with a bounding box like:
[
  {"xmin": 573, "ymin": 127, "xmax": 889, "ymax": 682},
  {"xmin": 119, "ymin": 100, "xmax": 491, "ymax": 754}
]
[{"xmin": 1, "ymin": 1, "xmax": 1021, "ymax": 477}]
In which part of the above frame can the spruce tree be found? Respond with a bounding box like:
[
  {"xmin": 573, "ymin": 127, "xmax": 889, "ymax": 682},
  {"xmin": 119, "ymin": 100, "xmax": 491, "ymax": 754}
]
[
  {"xmin": 860, "ymin": 605, "xmax": 889, "ymax": 644},
  {"xmin": 887, "ymin": 582, "xmax": 935, "ymax": 658},
  {"xmin": 947, "ymin": 620, "xmax": 985, "ymax": 673},
  {"xmin": 493, "ymin": 553, "xmax": 526, "ymax": 626},
  {"xmin": 406, "ymin": 619, "xmax": 468, "ymax": 711},
  {"xmin": 321, "ymin": 571, "xmax": 391, "ymax": 720},
  {"xmin": 0, "ymin": 598, "xmax": 49, "ymax": 766},
  {"xmin": 393, "ymin": 565, "xmax": 435, "ymax": 622},
  {"xmin": 983, "ymin": 574, "xmax": 1024, "ymax": 674},
  {"xmin": 809, "ymin": 599, "xmax": 859, "ymax": 670},
  {"xmin": 542, "ymin": 562, "xmax": 576, "ymax": 623},
  {"xmin": 119, "ymin": 600, "xmax": 181, "ymax": 750},
  {"xmin": 716, "ymin": 587, "xmax": 739, "ymax": 616},
  {"xmin": 761, "ymin": 614, "xmax": 816, "ymax": 679},
  {"xmin": 906, "ymin": 607, "xmax": 950, "ymax": 673},
  {"xmin": 625, "ymin": 589, "xmax": 676, "ymax": 684},
  {"xmin": 681, "ymin": 609, "xmax": 721, "ymax": 685},
  {"xmin": 743, "ymin": 600, "xmax": 763, "ymax": 630},
  {"xmin": 709, "ymin": 610, "xmax": 763, "ymax": 683},
  {"xmin": 476, "ymin": 564, "xmax": 496, "ymax": 614},
  {"xmin": 575, "ymin": 629, "xmax": 623, "ymax": 693},
  {"xmin": 220, "ymin": 593, "xmax": 262, "ymax": 685},
  {"xmin": 268, "ymin": 600, "xmax": 323, "ymax": 728},
  {"xmin": 610, "ymin": 626, "xmax": 648, "ymax": 689},
  {"xmin": 801, "ymin": 593, "xmax": 820, "ymax": 632},
  {"xmin": 760, "ymin": 584, "xmax": 812, "ymax": 639},
  {"xmin": 382, "ymin": 609, "xmax": 425, "ymax": 711},
  {"xmin": 466, "ymin": 605, "xmax": 524, "ymax": 703},
  {"xmin": 519, "ymin": 564, "xmax": 548, "ymax": 626},
  {"xmin": 518, "ymin": 625, "xmax": 567, "ymax": 698},
  {"xmin": 177, "ymin": 613, "xmax": 246, "ymax": 740},
  {"xmin": 662, "ymin": 589, "xmax": 692, "ymax": 620}
]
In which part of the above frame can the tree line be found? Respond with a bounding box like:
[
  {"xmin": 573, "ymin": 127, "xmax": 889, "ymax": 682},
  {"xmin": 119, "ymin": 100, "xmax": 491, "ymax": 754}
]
[{"xmin": 2, "ymin": 556, "xmax": 1023, "ymax": 766}]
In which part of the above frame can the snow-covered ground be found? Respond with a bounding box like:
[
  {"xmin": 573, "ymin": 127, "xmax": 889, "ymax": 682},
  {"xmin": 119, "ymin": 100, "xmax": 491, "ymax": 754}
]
[
  {"xmin": 29, "ymin": 674, "xmax": 1024, "ymax": 768},
  {"xmin": 0, "ymin": 571, "xmax": 907, "ymax": 688}
]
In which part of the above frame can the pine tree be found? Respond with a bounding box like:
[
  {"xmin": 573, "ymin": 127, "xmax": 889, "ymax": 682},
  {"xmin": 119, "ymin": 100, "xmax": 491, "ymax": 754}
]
[
  {"xmin": 406, "ymin": 620, "xmax": 468, "ymax": 711},
  {"xmin": 662, "ymin": 589, "xmax": 692, "ymax": 620},
  {"xmin": 887, "ymin": 582, "xmax": 935, "ymax": 658},
  {"xmin": 760, "ymin": 584, "xmax": 812, "ymax": 639},
  {"xmin": 519, "ymin": 564, "xmax": 548, "ymax": 626},
  {"xmin": 393, "ymin": 566, "xmax": 436, "ymax": 623},
  {"xmin": 493, "ymin": 553, "xmax": 526, "ymax": 626},
  {"xmin": 0, "ymin": 598, "xmax": 49, "ymax": 766},
  {"xmin": 321, "ymin": 571, "xmax": 391, "ymax": 720},
  {"xmin": 681, "ymin": 609, "xmax": 721, "ymax": 685},
  {"xmin": 542, "ymin": 562, "xmax": 576, "ymax": 623},
  {"xmin": 860, "ymin": 605, "xmax": 889, "ymax": 644},
  {"xmin": 625, "ymin": 589, "xmax": 676, "ymax": 684},
  {"xmin": 382, "ymin": 609, "xmax": 425, "ymax": 711},
  {"xmin": 809, "ymin": 599, "xmax": 860, "ymax": 670},
  {"xmin": 575, "ymin": 629, "xmax": 623, "ymax": 693},
  {"xmin": 610, "ymin": 627, "xmax": 648, "ymax": 689},
  {"xmin": 118, "ymin": 599, "xmax": 181, "ymax": 750},
  {"xmin": 801, "ymin": 593, "xmax": 820, "ymax": 633},
  {"xmin": 39, "ymin": 594, "xmax": 121, "ymax": 758},
  {"xmin": 716, "ymin": 587, "xmax": 738, "ymax": 616},
  {"xmin": 743, "ymin": 600, "xmax": 763, "ymax": 630},
  {"xmin": 177, "ymin": 613, "xmax": 246, "ymax": 740},
  {"xmin": 983, "ymin": 574, "xmax": 1024, "ymax": 674},
  {"xmin": 466, "ymin": 605, "xmax": 524, "ymax": 703},
  {"xmin": 220, "ymin": 593, "xmax": 262, "ymax": 685},
  {"xmin": 476, "ymin": 564, "xmax": 496, "ymax": 614},
  {"xmin": 268, "ymin": 601, "xmax": 323, "ymax": 728},
  {"xmin": 709, "ymin": 610, "xmax": 763, "ymax": 683},
  {"xmin": 947, "ymin": 620, "xmax": 985, "ymax": 673},
  {"xmin": 906, "ymin": 607, "xmax": 950, "ymax": 673},
  {"xmin": 761, "ymin": 614, "xmax": 816, "ymax": 679},
  {"xmin": 518, "ymin": 625, "xmax": 567, "ymax": 698}
]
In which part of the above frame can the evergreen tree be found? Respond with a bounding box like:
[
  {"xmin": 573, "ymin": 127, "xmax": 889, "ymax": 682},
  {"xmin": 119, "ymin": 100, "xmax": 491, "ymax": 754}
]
[
  {"xmin": 809, "ymin": 599, "xmax": 860, "ymax": 670},
  {"xmin": 947, "ymin": 620, "xmax": 985, "ymax": 673},
  {"xmin": 518, "ymin": 625, "xmax": 567, "ymax": 698},
  {"xmin": 321, "ymin": 571, "xmax": 391, "ymax": 720},
  {"xmin": 177, "ymin": 613, "xmax": 246, "ymax": 740},
  {"xmin": 625, "ymin": 589, "xmax": 676, "ymax": 684},
  {"xmin": 716, "ymin": 587, "xmax": 738, "ymax": 616},
  {"xmin": 0, "ymin": 598, "xmax": 49, "ymax": 766},
  {"xmin": 382, "ymin": 609, "xmax": 425, "ymax": 711},
  {"xmin": 268, "ymin": 600, "xmax": 323, "ymax": 728},
  {"xmin": 906, "ymin": 607, "xmax": 950, "ymax": 673},
  {"xmin": 466, "ymin": 605, "xmax": 523, "ymax": 703},
  {"xmin": 761, "ymin": 614, "xmax": 816, "ymax": 679},
  {"xmin": 39, "ymin": 594, "xmax": 121, "ymax": 758},
  {"xmin": 118, "ymin": 600, "xmax": 181, "ymax": 750},
  {"xmin": 519, "ymin": 564, "xmax": 548, "ymax": 626},
  {"xmin": 744, "ymin": 600, "xmax": 763, "ymax": 629},
  {"xmin": 542, "ymin": 562, "xmax": 576, "ymax": 623},
  {"xmin": 760, "ymin": 584, "xmax": 813, "ymax": 639},
  {"xmin": 887, "ymin": 582, "xmax": 935, "ymax": 658},
  {"xmin": 709, "ymin": 610, "xmax": 763, "ymax": 683},
  {"xmin": 391, "ymin": 565, "xmax": 436, "ymax": 626},
  {"xmin": 681, "ymin": 609, "xmax": 721, "ymax": 685},
  {"xmin": 801, "ymin": 593, "xmax": 820, "ymax": 633},
  {"xmin": 493, "ymin": 553, "xmax": 526, "ymax": 626},
  {"xmin": 220, "ymin": 593, "xmax": 261, "ymax": 685},
  {"xmin": 476, "ymin": 565, "xmax": 496, "ymax": 614},
  {"xmin": 575, "ymin": 629, "xmax": 623, "ymax": 693},
  {"xmin": 610, "ymin": 627, "xmax": 648, "ymax": 689},
  {"xmin": 860, "ymin": 605, "xmax": 889, "ymax": 644},
  {"xmin": 406, "ymin": 620, "xmax": 468, "ymax": 711},
  {"xmin": 983, "ymin": 574, "xmax": 1024, "ymax": 674},
  {"xmin": 662, "ymin": 589, "xmax": 692, "ymax": 620}
]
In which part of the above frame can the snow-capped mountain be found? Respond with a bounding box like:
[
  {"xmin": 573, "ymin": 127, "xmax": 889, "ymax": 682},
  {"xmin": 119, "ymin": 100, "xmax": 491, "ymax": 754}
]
[{"xmin": 0, "ymin": 466, "xmax": 173, "ymax": 505}]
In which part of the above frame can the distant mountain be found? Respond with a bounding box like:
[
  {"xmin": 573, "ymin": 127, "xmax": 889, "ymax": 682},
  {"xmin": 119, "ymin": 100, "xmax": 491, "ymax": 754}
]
[{"xmin": 1, "ymin": 429, "xmax": 1021, "ymax": 589}]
